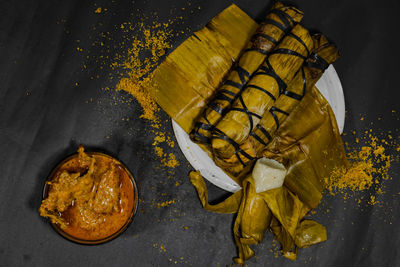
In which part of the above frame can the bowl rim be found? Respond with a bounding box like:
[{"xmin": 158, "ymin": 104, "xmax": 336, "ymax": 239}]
[{"xmin": 41, "ymin": 150, "xmax": 139, "ymax": 245}]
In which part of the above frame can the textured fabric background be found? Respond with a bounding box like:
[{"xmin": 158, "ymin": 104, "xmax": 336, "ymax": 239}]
[{"xmin": 0, "ymin": 0, "xmax": 399, "ymax": 266}]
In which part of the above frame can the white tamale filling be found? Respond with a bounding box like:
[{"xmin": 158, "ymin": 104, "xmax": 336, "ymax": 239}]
[{"xmin": 252, "ymin": 158, "xmax": 287, "ymax": 193}]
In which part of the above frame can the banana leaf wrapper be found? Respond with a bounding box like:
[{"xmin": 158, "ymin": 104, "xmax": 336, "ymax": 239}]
[
  {"xmin": 214, "ymin": 85, "xmax": 348, "ymax": 209},
  {"xmin": 189, "ymin": 170, "xmax": 242, "ymax": 214},
  {"xmin": 263, "ymin": 85, "xmax": 349, "ymax": 208},
  {"xmin": 252, "ymin": 34, "xmax": 340, "ymax": 155},
  {"xmin": 269, "ymin": 217, "xmax": 327, "ymax": 260},
  {"xmin": 295, "ymin": 220, "xmax": 327, "ymax": 248},
  {"xmin": 233, "ymin": 175, "xmax": 272, "ymax": 264},
  {"xmin": 211, "ymin": 24, "xmax": 314, "ymax": 160},
  {"xmin": 190, "ymin": 2, "xmax": 303, "ymax": 144},
  {"xmin": 215, "ymin": 34, "xmax": 340, "ymax": 175},
  {"xmin": 190, "ymin": 171, "xmax": 272, "ymax": 264},
  {"xmin": 152, "ymin": 8, "xmax": 346, "ymax": 260},
  {"xmin": 149, "ymin": 4, "xmax": 258, "ymax": 133},
  {"xmin": 261, "ymin": 186, "xmax": 324, "ymax": 261},
  {"xmin": 189, "ymin": 171, "xmax": 327, "ymax": 264}
]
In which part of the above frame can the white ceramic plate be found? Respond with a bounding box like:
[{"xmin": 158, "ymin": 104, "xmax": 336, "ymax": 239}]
[{"xmin": 172, "ymin": 65, "xmax": 345, "ymax": 192}]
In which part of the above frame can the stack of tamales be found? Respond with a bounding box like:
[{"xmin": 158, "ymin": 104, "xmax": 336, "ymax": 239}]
[
  {"xmin": 190, "ymin": 2, "xmax": 303, "ymax": 143},
  {"xmin": 148, "ymin": 2, "xmax": 348, "ymax": 264},
  {"xmin": 211, "ymin": 24, "xmax": 313, "ymax": 164},
  {"xmin": 213, "ymin": 33, "xmax": 342, "ymax": 176}
]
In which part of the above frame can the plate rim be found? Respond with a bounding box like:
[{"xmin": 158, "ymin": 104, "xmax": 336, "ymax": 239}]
[{"xmin": 172, "ymin": 65, "xmax": 345, "ymax": 192}]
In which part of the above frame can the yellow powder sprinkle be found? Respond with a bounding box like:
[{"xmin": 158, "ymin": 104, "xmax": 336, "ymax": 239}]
[
  {"xmin": 152, "ymin": 132, "xmax": 179, "ymax": 168},
  {"xmin": 160, "ymin": 244, "xmax": 166, "ymax": 252},
  {"xmin": 156, "ymin": 200, "xmax": 175, "ymax": 208},
  {"xmin": 94, "ymin": 7, "xmax": 102, "ymax": 14},
  {"xmin": 116, "ymin": 77, "xmax": 159, "ymax": 122},
  {"xmin": 326, "ymin": 130, "xmax": 396, "ymax": 201},
  {"xmin": 113, "ymin": 22, "xmax": 172, "ymax": 123},
  {"xmin": 369, "ymin": 195, "xmax": 377, "ymax": 205},
  {"xmin": 153, "ymin": 133, "xmax": 166, "ymax": 144},
  {"xmin": 154, "ymin": 146, "xmax": 164, "ymax": 158},
  {"xmin": 155, "ymin": 150, "xmax": 179, "ymax": 168},
  {"xmin": 166, "ymin": 153, "xmax": 179, "ymax": 168},
  {"xmin": 111, "ymin": 20, "xmax": 179, "ymax": 168}
]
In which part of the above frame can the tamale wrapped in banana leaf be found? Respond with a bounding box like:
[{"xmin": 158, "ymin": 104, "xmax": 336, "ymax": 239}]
[
  {"xmin": 190, "ymin": 2, "xmax": 303, "ymax": 143},
  {"xmin": 150, "ymin": 5, "xmax": 348, "ymax": 262},
  {"xmin": 232, "ymin": 175, "xmax": 272, "ymax": 264},
  {"xmin": 189, "ymin": 70, "xmax": 347, "ymax": 264},
  {"xmin": 149, "ymin": 4, "xmax": 258, "ymax": 133},
  {"xmin": 251, "ymin": 34, "xmax": 339, "ymax": 155},
  {"xmin": 190, "ymin": 160, "xmax": 328, "ymax": 263},
  {"xmin": 214, "ymin": 34, "xmax": 340, "ymax": 175},
  {"xmin": 263, "ymin": 85, "xmax": 349, "ymax": 208},
  {"xmin": 211, "ymin": 24, "xmax": 314, "ymax": 160},
  {"xmin": 203, "ymin": 86, "xmax": 346, "ymax": 211},
  {"xmin": 189, "ymin": 171, "xmax": 273, "ymax": 264}
]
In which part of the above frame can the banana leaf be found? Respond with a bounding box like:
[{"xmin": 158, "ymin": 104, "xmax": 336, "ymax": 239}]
[
  {"xmin": 262, "ymin": 85, "xmax": 349, "ymax": 208},
  {"xmin": 150, "ymin": 4, "xmax": 347, "ymax": 264},
  {"xmin": 189, "ymin": 170, "xmax": 242, "ymax": 214},
  {"xmin": 149, "ymin": 4, "xmax": 257, "ymax": 133},
  {"xmin": 211, "ymin": 24, "xmax": 314, "ymax": 160},
  {"xmin": 253, "ymin": 34, "xmax": 340, "ymax": 156},
  {"xmin": 190, "ymin": 2, "xmax": 303, "ymax": 143},
  {"xmin": 214, "ymin": 34, "xmax": 340, "ymax": 176},
  {"xmin": 295, "ymin": 220, "xmax": 327, "ymax": 248},
  {"xmin": 189, "ymin": 170, "xmax": 327, "ymax": 263}
]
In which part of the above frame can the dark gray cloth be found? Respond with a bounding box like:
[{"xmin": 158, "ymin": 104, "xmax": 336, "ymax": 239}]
[{"xmin": 1, "ymin": 0, "xmax": 399, "ymax": 266}]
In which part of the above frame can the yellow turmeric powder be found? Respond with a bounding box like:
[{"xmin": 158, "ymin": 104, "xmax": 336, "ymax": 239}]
[
  {"xmin": 113, "ymin": 22, "xmax": 172, "ymax": 122},
  {"xmin": 110, "ymin": 20, "xmax": 180, "ymax": 168},
  {"xmin": 156, "ymin": 199, "xmax": 175, "ymax": 208},
  {"xmin": 325, "ymin": 130, "xmax": 396, "ymax": 202},
  {"xmin": 152, "ymin": 132, "xmax": 179, "ymax": 168}
]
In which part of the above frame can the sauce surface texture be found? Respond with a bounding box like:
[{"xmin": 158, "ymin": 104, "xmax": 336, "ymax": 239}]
[{"xmin": 39, "ymin": 146, "xmax": 136, "ymax": 241}]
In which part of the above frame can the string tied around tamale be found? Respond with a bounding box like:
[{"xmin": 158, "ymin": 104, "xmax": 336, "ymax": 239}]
[
  {"xmin": 212, "ymin": 32, "xmax": 310, "ymax": 166},
  {"xmin": 209, "ymin": 66, "xmax": 250, "ymax": 115},
  {"xmin": 282, "ymin": 66, "xmax": 306, "ymax": 100},
  {"xmin": 212, "ymin": 128, "xmax": 256, "ymax": 166},
  {"xmin": 190, "ymin": 2, "xmax": 304, "ymax": 145},
  {"xmin": 239, "ymin": 44, "xmax": 334, "ymax": 164},
  {"xmin": 251, "ymin": 66, "xmax": 307, "ymax": 147},
  {"xmin": 190, "ymin": 64, "xmax": 251, "ymax": 143},
  {"xmin": 233, "ymin": 32, "xmax": 311, "ymax": 133},
  {"xmin": 246, "ymin": 8, "xmax": 296, "ymax": 54},
  {"xmin": 305, "ymin": 52, "xmax": 330, "ymax": 70},
  {"xmin": 275, "ymin": 30, "xmax": 323, "ymax": 101}
]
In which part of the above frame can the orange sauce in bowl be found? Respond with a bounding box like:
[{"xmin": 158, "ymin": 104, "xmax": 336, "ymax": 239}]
[{"xmin": 40, "ymin": 146, "xmax": 137, "ymax": 243}]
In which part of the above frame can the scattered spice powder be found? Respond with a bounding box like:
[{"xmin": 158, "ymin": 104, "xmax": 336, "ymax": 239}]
[
  {"xmin": 82, "ymin": 6, "xmax": 195, "ymax": 169},
  {"xmin": 325, "ymin": 128, "xmax": 397, "ymax": 204},
  {"xmin": 156, "ymin": 199, "xmax": 175, "ymax": 208},
  {"xmin": 152, "ymin": 132, "xmax": 179, "ymax": 168},
  {"xmin": 112, "ymin": 22, "xmax": 172, "ymax": 123},
  {"xmin": 160, "ymin": 244, "xmax": 167, "ymax": 252},
  {"xmin": 369, "ymin": 195, "xmax": 377, "ymax": 205},
  {"xmin": 110, "ymin": 20, "xmax": 180, "ymax": 168}
]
